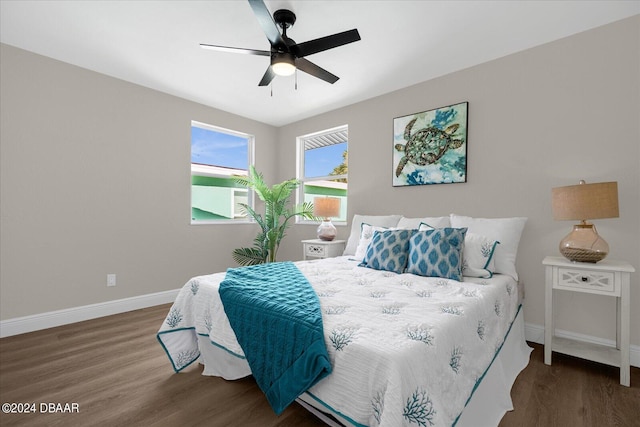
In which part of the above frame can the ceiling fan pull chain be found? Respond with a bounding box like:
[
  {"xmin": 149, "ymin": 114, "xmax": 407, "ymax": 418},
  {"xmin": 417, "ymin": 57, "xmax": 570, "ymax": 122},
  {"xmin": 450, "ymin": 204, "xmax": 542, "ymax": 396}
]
[{"xmin": 295, "ymin": 69, "xmax": 298, "ymax": 90}]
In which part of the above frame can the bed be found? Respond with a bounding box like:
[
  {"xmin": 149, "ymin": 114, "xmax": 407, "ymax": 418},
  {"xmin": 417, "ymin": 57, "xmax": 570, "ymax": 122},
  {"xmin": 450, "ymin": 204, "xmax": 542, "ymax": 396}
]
[{"xmin": 158, "ymin": 214, "xmax": 532, "ymax": 426}]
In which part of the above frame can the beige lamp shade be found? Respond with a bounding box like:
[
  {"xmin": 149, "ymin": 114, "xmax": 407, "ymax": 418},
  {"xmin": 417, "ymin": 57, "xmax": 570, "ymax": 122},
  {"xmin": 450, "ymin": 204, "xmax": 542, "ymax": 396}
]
[
  {"xmin": 552, "ymin": 181, "xmax": 619, "ymax": 221},
  {"xmin": 313, "ymin": 197, "xmax": 340, "ymax": 219},
  {"xmin": 551, "ymin": 180, "xmax": 619, "ymax": 263}
]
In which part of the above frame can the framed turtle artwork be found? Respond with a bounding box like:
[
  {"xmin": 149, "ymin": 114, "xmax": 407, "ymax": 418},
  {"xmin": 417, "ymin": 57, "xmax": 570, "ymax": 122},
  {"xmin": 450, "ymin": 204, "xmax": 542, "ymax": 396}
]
[{"xmin": 392, "ymin": 101, "xmax": 468, "ymax": 186}]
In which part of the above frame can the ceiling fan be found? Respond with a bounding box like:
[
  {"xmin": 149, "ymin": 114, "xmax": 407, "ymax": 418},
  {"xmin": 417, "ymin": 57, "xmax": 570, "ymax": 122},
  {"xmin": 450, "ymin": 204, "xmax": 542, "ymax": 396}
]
[{"xmin": 200, "ymin": 0, "xmax": 361, "ymax": 86}]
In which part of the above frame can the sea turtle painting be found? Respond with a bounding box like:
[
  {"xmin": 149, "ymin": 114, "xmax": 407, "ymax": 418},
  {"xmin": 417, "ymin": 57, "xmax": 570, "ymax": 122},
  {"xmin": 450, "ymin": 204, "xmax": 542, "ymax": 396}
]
[
  {"xmin": 392, "ymin": 102, "xmax": 468, "ymax": 186},
  {"xmin": 394, "ymin": 118, "xmax": 464, "ymax": 177}
]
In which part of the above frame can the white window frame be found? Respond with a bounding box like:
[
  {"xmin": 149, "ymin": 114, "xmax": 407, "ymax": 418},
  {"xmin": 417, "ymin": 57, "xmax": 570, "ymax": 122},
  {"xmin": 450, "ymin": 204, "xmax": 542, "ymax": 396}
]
[
  {"xmin": 190, "ymin": 120, "xmax": 255, "ymax": 225},
  {"xmin": 296, "ymin": 124, "xmax": 348, "ymax": 225}
]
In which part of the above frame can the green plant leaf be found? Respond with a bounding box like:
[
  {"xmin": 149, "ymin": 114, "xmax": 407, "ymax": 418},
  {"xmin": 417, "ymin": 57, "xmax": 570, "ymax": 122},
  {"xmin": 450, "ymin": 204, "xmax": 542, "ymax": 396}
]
[
  {"xmin": 231, "ymin": 165, "xmax": 309, "ymax": 265},
  {"xmin": 232, "ymin": 247, "xmax": 267, "ymax": 266}
]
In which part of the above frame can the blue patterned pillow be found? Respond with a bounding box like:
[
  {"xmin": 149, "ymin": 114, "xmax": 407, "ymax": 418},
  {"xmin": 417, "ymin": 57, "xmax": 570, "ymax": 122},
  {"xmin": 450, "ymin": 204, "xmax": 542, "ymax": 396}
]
[
  {"xmin": 359, "ymin": 229, "xmax": 413, "ymax": 274},
  {"xmin": 406, "ymin": 227, "xmax": 467, "ymax": 280}
]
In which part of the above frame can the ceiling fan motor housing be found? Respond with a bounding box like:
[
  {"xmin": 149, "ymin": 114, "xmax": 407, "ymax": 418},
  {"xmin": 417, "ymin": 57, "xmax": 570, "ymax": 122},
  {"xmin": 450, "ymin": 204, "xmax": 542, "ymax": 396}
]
[{"xmin": 273, "ymin": 9, "xmax": 296, "ymax": 30}]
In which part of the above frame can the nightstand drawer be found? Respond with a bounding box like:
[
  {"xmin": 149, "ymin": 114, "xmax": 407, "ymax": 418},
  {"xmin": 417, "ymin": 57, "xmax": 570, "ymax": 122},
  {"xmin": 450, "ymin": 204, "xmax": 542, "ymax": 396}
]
[
  {"xmin": 557, "ymin": 267, "xmax": 615, "ymax": 293},
  {"xmin": 305, "ymin": 244, "xmax": 326, "ymax": 258}
]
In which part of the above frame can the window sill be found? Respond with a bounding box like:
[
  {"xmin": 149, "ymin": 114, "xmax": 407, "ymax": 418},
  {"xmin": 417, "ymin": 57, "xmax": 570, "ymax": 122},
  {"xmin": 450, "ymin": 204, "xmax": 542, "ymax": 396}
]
[
  {"xmin": 191, "ymin": 219, "xmax": 253, "ymax": 225},
  {"xmin": 297, "ymin": 219, "xmax": 347, "ymax": 226}
]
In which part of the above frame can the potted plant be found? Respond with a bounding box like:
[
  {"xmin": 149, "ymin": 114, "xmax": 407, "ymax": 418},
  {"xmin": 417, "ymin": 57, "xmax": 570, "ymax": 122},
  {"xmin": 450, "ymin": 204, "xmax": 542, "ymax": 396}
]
[{"xmin": 232, "ymin": 166, "xmax": 315, "ymax": 266}]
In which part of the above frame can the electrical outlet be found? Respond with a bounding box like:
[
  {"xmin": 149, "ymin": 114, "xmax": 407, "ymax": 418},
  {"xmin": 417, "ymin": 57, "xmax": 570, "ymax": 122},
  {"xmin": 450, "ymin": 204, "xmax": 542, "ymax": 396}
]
[{"xmin": 107, "ymin": 274, "xmax": 116, "ymax": 287}]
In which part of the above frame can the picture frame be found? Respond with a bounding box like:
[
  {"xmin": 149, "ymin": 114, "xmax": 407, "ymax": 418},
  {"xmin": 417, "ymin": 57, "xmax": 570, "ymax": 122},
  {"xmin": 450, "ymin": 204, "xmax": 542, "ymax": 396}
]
[{"xmin": 392, "ymin": 101, "xmax": 468, "ymax": 186}]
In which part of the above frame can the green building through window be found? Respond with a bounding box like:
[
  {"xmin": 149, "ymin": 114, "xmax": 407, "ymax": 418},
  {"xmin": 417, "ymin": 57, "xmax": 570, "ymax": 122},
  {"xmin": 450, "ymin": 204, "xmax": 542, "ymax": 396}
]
[{"xmin": 191, "ymin": 121, "xmax": 254, "ymax": 223}]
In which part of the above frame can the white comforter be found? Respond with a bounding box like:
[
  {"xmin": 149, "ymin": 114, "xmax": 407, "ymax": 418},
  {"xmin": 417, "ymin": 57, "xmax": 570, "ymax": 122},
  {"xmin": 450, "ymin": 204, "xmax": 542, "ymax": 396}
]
[{"xmin": 158, "ymin": 256, "xmax": 520, "ymax": 427}]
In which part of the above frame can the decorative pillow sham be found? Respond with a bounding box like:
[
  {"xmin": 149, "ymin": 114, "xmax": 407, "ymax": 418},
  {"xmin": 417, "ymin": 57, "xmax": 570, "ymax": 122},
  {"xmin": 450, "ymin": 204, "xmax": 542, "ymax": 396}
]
[
  {"xmin": 462, "ymin": 233, "xmax": 500, "ymax": 278},
  {"xmin": 450, "ymin": 214, "xmax": 526, "ymax": 280},
  {"xmin": 343, "ymin": 214, "xmax": 402, "ymax": 256},
  {"xmin": 359, "ymin": 229, "xmax": 413, "ymax": 274},
  {"xmin": 396, "ymin": 216, "xmax": 451, "ymax": 230},
  {"xmin": 417, "ymin": 224, "xmax": 497, "ymax": 278},
  {"xmin": 406, "ymin": 227, "xmax": 467, "ymax": 281}
]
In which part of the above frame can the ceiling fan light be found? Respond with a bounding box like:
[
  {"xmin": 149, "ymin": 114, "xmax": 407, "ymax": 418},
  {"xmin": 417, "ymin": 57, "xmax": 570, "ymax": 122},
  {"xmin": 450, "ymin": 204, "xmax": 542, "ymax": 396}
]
[{"xmin": 272, "ymin": 52, "xmax": 296, "ymax": 76}]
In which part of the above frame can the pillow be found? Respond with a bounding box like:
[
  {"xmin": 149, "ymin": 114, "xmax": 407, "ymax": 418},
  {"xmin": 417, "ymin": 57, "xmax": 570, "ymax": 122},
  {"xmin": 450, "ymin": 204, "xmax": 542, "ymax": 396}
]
[
  {"xmin": 354, "ymin": 223, "xmax": 389, "ymax": 261},
  {"xmin": 462, "ymin": 233, "xmax": 500, "ymax": 278},
  {"xmin": 343, "ymin": 214, "xmax": 402, "ymax": 256},
  {"xmin": 450, "ymin": 214, "xmax": 527, "ymax": 280},
  {"xmin": 359, "ymin": 229, "xmax": 413, "ymax": 274},
  {"xmin": 396, "ymin": 216, "xmax": 451, "ymax": 230},
  {"xmin": 406, "ymin": 228, "xmax": 467, "ymax": 281},
  {"xmin": 418, "ymin": 222, "xmax": 434, "ymax": 231}
]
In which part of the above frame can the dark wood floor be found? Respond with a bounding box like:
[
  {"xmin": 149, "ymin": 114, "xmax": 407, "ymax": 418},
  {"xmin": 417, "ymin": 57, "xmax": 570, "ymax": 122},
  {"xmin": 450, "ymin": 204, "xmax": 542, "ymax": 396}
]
[{"xmin": 0, "ymin": 304, "xmax": 638, "ymax": 427}]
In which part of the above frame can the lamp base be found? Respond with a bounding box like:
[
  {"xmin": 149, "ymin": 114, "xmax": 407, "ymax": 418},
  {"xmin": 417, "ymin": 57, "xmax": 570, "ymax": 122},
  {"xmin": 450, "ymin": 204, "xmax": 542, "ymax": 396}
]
[
  {"xmin": 317, "ymin": 220, "xmax": 337, "ymax": 241},
  {"xmin": 559, "ymin": 223, "xmax": 608, "ymax": 263}
]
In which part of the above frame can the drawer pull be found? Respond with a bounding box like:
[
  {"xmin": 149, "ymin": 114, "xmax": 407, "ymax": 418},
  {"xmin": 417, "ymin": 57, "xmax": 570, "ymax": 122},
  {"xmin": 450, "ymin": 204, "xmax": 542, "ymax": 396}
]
[{"xmin": 581, "ymin": 276, "xmax": 588, "ymax": 282}]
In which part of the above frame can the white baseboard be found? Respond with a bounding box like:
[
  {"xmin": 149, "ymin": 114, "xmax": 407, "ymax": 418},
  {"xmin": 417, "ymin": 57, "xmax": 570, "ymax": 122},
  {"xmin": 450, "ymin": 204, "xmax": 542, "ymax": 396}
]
[
  {"xmin": 525, "ymin": 322, "xmax": 640, "ymax": 368},
  {"xmin": 0, "ymin": 289, "xmax": 180, "ymax": 338}
]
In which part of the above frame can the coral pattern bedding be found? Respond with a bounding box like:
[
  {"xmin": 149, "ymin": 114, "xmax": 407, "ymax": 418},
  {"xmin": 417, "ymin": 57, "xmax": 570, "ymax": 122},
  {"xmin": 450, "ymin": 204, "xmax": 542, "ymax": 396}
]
[{"xmin": 158, "ymin": 256, "xmax": 521, "ymax": 427}]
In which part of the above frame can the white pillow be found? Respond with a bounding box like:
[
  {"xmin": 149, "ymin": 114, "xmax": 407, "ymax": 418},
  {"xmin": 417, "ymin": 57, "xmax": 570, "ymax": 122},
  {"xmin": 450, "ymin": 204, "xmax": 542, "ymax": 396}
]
[
  {"xmin": 397, "ymin": 216, "xmax": 451, "ymax": 229},
  {"xmin": 462, "ymin": 233, "xmax": 500, "ymax": 278},
  {"xmin": 343, "ymin": 214, "xmax": 402, "ymax": 256},
  {"xmin": 354, "ymin": 223, "xmax": 390, "ymax": 261},
  {"xmin": 450, "ymin": 214, "xmax": 527, "ymax": 280}
]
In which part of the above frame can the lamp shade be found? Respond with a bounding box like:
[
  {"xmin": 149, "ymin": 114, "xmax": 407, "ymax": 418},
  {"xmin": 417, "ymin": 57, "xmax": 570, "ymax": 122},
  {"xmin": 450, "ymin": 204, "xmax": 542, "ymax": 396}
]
[
  {"xmin": 313, "ymin": 197, "xmax": 340, "ymax": 219},
  {"xmin": 552, "ymin": 181, "xmax": 619, "ymax": 221}
]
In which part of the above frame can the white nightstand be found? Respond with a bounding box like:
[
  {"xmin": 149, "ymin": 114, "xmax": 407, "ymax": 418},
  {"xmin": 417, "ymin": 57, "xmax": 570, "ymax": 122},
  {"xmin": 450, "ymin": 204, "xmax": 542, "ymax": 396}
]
[
  {"xmin": 543, "ymin": 255, "xmax": 635, "ymax": 386},
  {"xmin": 302, "ymin": 239, "xmax": 346, "ymax": 260}
]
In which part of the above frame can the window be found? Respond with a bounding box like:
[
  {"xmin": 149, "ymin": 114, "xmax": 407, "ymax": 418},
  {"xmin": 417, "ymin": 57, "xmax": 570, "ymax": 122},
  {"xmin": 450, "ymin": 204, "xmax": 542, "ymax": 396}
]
[
  {"xmin": 297, "ymin": 125, "xmax": 348, "ymax": 224},
  {"xmin": 191, "ymin": 121, "xmax": 254, "ymax": 223}
]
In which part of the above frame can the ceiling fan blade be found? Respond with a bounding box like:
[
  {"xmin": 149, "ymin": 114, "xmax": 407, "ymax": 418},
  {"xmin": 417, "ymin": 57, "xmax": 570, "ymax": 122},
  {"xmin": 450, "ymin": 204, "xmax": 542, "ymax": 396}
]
[
  {"xmin": 248, "ymin": 0, "xmax": 286, "ymax": 49},
  {"xmin": 291, "ymin": 29, "xmax": 361, "ymax": 58},
  {"xmin": 200, "ymin": 44, "xmax": 270, "ymax": 56},
  {"xmin": 295, "ymin": 58, "xmax": 339, "ymax": 84},
  {"xmin": 258, "ymin": 66, "xmax": 276, "ymax": 86}
]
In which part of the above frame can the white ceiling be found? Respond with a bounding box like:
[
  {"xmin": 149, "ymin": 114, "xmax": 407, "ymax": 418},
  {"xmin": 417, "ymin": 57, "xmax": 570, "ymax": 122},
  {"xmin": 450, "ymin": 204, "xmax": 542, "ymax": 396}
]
[{"xmin": 1, "ymin": 1, "xmax": 638, "ymax": 127}]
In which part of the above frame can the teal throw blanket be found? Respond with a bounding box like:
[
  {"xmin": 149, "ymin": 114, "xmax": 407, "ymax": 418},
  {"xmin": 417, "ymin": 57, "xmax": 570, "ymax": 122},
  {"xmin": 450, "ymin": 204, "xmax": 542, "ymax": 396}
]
[{"xmin": 219, "ymin": 262, "xmax": 332, "ymax": 414}]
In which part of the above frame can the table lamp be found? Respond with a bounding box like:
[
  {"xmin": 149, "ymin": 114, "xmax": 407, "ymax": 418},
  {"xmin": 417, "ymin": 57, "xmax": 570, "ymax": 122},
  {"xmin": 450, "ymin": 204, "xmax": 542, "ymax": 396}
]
[
  {"xmin": 551, "ymin": 180, "xmax": 619, "ymax": 263},
  {"xmin": 313, "ymin": 197, "xmax": 340, "ymax": 241}
]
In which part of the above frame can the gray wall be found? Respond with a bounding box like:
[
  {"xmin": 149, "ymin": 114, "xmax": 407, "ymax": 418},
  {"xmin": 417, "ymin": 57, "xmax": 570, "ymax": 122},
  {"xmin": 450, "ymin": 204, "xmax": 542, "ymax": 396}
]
[
  {"xmin": 276, "ymin": 16, "xmax": 640, "ymax": 347},
  {"xmin": 0, "ymin": 43, "xmax": 278, "ymax": 319}
]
